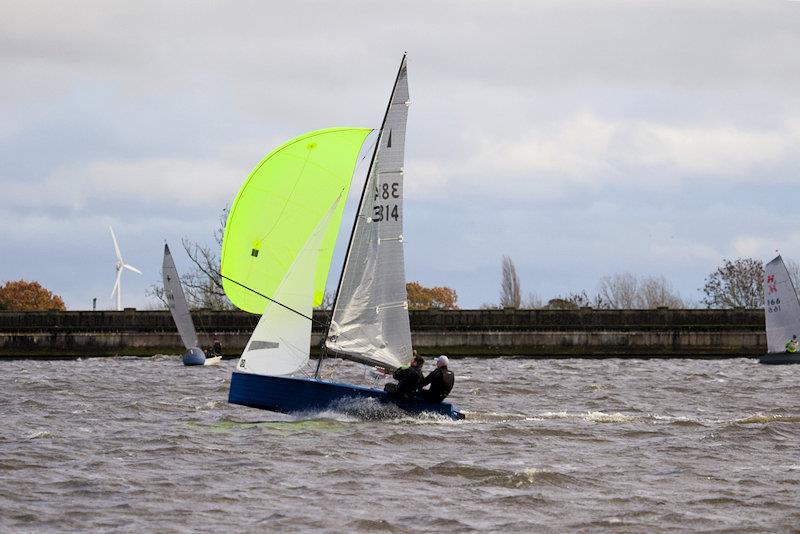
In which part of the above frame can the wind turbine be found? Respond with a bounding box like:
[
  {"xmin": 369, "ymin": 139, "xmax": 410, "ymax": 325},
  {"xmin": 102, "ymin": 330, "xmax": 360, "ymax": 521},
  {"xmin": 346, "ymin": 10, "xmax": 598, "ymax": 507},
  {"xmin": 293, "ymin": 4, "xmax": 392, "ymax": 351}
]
[{"xmin": 109, "ymin": 226, "xmax": 142, "ymax": 311}]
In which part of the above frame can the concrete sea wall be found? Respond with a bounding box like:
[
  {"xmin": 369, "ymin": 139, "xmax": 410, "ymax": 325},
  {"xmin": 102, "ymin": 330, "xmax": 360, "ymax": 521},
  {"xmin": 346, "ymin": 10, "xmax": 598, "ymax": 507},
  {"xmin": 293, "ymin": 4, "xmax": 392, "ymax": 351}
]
[{"xmin": 0, "ymin": 308, "xmax": 766, "ymax": 358}]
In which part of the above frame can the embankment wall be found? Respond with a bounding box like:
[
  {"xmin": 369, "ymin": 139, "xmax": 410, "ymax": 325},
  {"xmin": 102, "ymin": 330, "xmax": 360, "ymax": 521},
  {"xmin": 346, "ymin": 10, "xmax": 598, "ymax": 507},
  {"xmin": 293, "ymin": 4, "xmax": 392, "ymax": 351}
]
[{"xmin": 0, "ymin": 308, "xmax": 766, "ymax": 358}]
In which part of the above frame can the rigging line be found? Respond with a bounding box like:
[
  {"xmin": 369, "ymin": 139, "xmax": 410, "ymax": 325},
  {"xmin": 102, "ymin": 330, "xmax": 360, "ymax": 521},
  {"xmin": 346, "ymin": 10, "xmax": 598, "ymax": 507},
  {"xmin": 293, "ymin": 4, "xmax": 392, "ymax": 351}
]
[
  {"xmin": 316, "ymin": 132, "xmax": 379, "ymax": 328},
  {"xmin": 223, "ymin": 274, "xmax": 390, "ymax": 363},
  {"xmin": 221, "ymin": 274, "xmax": 325, "ymax": 327},
  {"xmin": 325, "ymin": 54, "xmax": 407, "ymax": 338}
]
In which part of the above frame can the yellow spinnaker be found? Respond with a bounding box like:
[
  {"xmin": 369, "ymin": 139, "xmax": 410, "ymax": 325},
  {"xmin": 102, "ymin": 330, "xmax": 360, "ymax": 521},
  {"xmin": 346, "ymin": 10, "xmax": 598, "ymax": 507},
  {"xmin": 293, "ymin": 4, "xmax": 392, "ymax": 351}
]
[{"xmin": 221, "ymin": 127, "xmax": 372, "ymax": 314}]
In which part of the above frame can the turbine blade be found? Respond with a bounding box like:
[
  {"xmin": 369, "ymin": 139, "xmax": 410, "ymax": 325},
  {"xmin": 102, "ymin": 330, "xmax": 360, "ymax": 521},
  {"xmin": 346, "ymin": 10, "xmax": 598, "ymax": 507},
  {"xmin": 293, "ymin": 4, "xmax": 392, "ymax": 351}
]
[
  {"xmin": 124, "ymin": 264, "xmax": 142, "ymax": 275},
  {"xmin": 110, "ymin": 269, "xmax": 122, "ymax": 298},
  {"xmin": 109, "ymin": 226, "xmax": 123, "ymax": 261}
]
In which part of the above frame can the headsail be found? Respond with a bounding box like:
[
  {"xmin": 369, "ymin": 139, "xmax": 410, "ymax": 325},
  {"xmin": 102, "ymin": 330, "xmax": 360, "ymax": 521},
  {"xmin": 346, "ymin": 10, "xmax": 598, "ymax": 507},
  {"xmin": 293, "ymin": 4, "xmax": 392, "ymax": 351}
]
[
  {"xmin": 236, "ymin": 196, "xmax": 341, "ymax": 376},
  {"xmin": 162, "ymin": 243, "xmax": 199, "ymax": 350},
  {"xmin": 764, "ymin": 255, "xmax": 800, "ymax": 353},
  {"xmin": 325, "ymin": 55, "xmax": 412, "ymax": 371},
  {"xmin": 221, "ymin": 127, "xmax": 372, "ymax": 314}
]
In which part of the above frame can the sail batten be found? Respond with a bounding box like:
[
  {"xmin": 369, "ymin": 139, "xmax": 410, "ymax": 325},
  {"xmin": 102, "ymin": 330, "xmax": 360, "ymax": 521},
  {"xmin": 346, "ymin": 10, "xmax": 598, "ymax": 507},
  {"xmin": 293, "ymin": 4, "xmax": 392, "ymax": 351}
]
[{"xmin": 326, "ymin": 55, "xmax": 412, "ymax": 371}]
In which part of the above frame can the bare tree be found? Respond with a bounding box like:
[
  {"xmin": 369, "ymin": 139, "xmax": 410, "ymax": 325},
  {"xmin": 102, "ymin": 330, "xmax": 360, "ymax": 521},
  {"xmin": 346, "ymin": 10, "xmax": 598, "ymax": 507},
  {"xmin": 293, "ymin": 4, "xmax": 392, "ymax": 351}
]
[
  {"xmin": 598, "ymin": 273, "xmax": 682, "ymax": 309},
  {"xmin": 639, "ymin": 275, "xmax": 683, "ymax": 308},
  {"xmin": 500, "ymin": 255, "xmax": 521, "ymax": 309},
  {"xmin": 522, "ymin": 292, "xmax": 543, "ymax": 309},
  {"xmin": 544, "ymin": 291, "xmax": 599, "ymax": 309},
  {"xmin": 701, "ymin": 257, "xmax": 763, "ymax": 309},
  {"xmin": 598, "ymin": 273, "xmax": 639, "ymax": 308},
  {"xmin": 147, "ymin": 208, "xmax": 234, "ymax": 310}
]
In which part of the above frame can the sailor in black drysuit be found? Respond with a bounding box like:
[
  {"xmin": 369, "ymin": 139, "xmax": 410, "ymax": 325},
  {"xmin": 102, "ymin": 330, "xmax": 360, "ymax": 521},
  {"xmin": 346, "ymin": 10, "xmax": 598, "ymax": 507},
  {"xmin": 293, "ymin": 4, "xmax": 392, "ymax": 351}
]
[
  {"xmin": 383, "ymin": 355, "xmax": 425, "ymax": 400},
  {"xmin": 418, "ymin": 355, "xmax": 455, "ymax": 403}
]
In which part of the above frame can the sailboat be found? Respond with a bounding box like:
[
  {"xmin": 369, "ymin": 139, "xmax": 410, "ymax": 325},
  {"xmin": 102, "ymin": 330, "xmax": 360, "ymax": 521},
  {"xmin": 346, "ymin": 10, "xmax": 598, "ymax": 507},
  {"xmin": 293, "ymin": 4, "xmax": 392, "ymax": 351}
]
[
  {"xmin": 760, "ymin": 254, "xmax": 800, "ymax": 364},
  {"xmin": 221, "ymin": 55, "xmax": 463, "ymax": 419},
  {"xmin": 162, "ymin": 243, "xmax": 220, "ymax": 366}
]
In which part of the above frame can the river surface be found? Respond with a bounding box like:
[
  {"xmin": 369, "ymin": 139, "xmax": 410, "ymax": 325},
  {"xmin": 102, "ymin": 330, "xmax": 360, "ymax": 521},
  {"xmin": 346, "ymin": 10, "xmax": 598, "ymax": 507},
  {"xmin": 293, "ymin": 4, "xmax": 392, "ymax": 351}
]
[{"xmin": 1, "ymin": 356, "xmax": 798, "ymax": 532}]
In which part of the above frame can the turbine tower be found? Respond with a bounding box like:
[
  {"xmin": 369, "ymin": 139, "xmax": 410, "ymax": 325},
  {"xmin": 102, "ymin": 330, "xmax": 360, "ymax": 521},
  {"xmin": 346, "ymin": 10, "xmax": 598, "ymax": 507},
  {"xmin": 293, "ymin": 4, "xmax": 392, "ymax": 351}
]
[{"xmin": 109, "ymin": 226, "xmax": 142, "ymax": 311}]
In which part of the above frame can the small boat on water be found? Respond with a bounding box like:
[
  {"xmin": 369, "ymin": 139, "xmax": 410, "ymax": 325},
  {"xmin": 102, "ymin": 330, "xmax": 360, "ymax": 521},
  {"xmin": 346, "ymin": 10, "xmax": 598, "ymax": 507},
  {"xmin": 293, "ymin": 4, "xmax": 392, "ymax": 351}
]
[
  {"xmin": 221, "ymin": 55, "xmax": 462, "ymax": 419},
  {"xmin": 162, "ymin": 244, "xmax": 220, "ymax": 366},
  {"xmin": 760, "ymin": 254, "xmax": 800, "ymax": 364}
]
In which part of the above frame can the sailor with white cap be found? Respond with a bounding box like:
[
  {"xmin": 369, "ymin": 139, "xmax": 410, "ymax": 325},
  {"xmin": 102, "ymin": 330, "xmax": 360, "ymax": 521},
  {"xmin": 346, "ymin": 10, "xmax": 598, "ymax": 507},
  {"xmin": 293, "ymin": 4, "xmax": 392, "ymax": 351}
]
[{"xmin": 418, "ymin": 355, "xmax": 455, "ymax": 403}]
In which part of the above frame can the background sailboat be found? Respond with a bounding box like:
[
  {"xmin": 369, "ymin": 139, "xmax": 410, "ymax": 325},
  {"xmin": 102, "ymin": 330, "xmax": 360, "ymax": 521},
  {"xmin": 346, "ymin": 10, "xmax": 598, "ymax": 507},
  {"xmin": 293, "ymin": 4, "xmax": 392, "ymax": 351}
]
[
  {"xmin": 760, "ymin": 254, "xmax": 800, "ymax": 364},
  {"xmin": 222, "ymin": 55, "xmax": 462, "ymax": 419},
  {"xmin": 162, "ymin": 243, "xmax": 219, "ymax": 366}
]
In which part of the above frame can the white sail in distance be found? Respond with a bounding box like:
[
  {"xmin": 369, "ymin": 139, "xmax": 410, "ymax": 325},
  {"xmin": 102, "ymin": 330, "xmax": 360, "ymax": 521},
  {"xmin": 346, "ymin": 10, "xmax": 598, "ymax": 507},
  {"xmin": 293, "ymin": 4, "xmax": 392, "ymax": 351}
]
[
  {"xmin": 236, "ymin": 196, "xmax": 341, "ymax": 377},
  {"xmin": 325, "ymin": 55, "xmax": 412, "ymax": 371},
  {"xmin": 764, "ymin": 255, "xmax": 800, "ymax": 353},
  {"xmin": 162, "ymin": 243, "xmax": 199, "ymax": 350}
]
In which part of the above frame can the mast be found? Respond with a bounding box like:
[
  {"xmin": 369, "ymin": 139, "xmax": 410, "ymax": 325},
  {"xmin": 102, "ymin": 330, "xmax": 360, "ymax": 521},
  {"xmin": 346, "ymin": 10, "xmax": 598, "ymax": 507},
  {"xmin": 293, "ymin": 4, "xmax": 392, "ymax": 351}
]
[{"xmin": 316, "ymin": 53, "xmax": 408, "ymax": 377}]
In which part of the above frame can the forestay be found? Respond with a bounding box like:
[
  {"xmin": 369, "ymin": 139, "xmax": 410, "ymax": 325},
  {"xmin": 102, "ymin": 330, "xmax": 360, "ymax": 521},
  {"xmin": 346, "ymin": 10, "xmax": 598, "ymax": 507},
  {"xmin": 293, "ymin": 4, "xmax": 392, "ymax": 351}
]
[
  {"xmin": 325, "ymin": 56, "xmax": 412, "ymax": 371},
  {"xmin": 237, "ymin": 197, "xmax": 341, "ymax": 376},
  {"xmin": 221, "ymin": 127, "xmax": 372, "ymax": 314},
  {"xmin": 162, "ymin": 244, "xmax": 199, "ymax": 350},
  {"xmin": 764, "ymin": 255, "xmax": 800, "ymax": 353}
]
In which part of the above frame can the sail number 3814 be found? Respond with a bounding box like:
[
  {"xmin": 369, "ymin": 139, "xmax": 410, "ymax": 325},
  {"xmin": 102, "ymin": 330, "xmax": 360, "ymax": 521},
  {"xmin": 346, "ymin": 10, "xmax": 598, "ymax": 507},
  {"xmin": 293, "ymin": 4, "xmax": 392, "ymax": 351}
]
[{"xmin": 373, "ymin": 182, "xmax": 400, "ymax": 222}]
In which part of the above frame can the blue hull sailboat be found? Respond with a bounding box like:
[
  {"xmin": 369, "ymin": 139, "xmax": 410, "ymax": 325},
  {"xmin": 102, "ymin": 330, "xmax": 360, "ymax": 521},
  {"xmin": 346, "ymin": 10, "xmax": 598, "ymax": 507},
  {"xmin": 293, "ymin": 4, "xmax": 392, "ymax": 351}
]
[
  {"xmin": 222, "ymin": 55, "xmax": 463, "ymax": 419},
  {"xmin": 162, "ymin": 243, "xmax": 221, "ymax": 366},
  {"xmin": 229, "ymin": 373, "xmax": 463, "ymax": 419},
  {"xmin": 760, "ymin": 254, "xmax": 800, "ymax": 364}
]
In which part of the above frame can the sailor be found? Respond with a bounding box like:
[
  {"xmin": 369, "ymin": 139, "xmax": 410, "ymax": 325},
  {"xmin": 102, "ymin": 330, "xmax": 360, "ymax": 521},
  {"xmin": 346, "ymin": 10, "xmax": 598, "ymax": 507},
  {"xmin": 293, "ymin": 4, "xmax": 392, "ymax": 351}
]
[
  {"xmin": 212, "ymin": 338, "xmax": 223, "ymax": 357},
  {"xmin": 381, "ymin": 354, "xmax": 424, "ymax": 400},
  {"xmin": 786, "ymin": 335, "xmax": 798, "ymax": 353},
  {"xmin": 418, "ymin": 355, "xmax": 455, "ymax": 403}
]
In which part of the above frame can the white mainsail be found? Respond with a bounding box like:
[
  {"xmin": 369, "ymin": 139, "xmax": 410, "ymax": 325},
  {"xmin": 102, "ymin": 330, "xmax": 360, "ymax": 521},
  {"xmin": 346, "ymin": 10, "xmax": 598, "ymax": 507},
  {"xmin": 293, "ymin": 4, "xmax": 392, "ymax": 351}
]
[
  {"xmin": 236, "ymin": 196, "xmax": 341, "ymax": 376},
  {"xmin": 764, "ymin": 254, "xmax": 800, "ymax": 353},
  {"xmin": 162, "ymin": 243, "xmax": 199, "ymax": 350},
  {"xmin": 325, "ymin": 55, "xmax": 412, "ymax": 371}
]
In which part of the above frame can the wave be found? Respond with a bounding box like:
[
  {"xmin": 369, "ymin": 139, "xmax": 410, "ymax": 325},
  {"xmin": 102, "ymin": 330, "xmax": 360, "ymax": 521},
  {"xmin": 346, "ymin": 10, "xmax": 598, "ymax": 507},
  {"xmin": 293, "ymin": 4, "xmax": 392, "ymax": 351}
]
[
  {"xmin": 733, "ymin": 414, "xmax": 800, "ymax": 425},
  {"xmin": 534, "ymin": 411, "xmax": 637, "ymax": 423},
  {"xmin": 403, "ymin": 461, "xmax": 582, "ymax": 489}
]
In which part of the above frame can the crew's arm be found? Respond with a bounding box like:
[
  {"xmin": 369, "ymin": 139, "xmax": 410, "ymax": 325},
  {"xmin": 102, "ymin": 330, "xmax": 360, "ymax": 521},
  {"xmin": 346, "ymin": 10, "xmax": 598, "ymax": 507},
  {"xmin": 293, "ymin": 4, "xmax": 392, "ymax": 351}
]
[{"xmin": 418, "ymin": 370, "xmax": 434, "ymax": 389}]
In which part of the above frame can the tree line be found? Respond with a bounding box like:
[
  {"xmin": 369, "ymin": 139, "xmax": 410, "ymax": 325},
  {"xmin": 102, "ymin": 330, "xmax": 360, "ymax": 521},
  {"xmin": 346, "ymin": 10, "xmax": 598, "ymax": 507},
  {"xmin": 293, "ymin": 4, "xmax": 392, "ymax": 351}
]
[
  {"xmin": 1, "ymin": 213, "xmax": 791, "ymax": 313},
  {"xmin": 479, "ymin": 255, "xmax": 783, "ymax": 310}
]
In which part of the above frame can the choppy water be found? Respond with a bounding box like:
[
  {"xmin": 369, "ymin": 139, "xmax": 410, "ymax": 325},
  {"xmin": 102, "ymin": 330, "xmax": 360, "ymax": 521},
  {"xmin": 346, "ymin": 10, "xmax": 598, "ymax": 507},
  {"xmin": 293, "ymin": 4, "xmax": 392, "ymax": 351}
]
[{"xmin": 1, "ymin": 356, "xmax": 798, "ymax": 532}]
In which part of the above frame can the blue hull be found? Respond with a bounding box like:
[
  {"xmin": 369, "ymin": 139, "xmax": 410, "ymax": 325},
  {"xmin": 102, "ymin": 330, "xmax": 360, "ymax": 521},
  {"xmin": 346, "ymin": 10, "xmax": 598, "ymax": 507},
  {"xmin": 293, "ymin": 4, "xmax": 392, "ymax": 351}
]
[
  {"xmin": 228, "ymin": 372, "xmax": 464, "ymax": 420},
  {"xmin": 182, "ymin": 348, "xmax": 206, "ymax": 366}
]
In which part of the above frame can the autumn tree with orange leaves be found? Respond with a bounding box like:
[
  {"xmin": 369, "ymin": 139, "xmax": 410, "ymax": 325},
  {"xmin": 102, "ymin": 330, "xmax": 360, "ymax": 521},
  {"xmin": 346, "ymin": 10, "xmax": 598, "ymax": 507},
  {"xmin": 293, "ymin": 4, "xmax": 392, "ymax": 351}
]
[
  {"xmin": 406, "ymin": 281, "xmax": 458, "ymax": 310},
  {"xmin": 0, "ymin": 280, "xmax": 66, "ymax": 311}
]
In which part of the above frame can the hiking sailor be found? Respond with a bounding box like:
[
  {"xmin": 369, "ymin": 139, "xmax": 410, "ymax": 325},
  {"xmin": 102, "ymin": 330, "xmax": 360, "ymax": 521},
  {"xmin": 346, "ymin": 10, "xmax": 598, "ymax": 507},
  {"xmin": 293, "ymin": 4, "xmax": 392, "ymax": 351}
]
[
  {"xmin": 379, "ymin": 354, "xmax": 425, "ymax": 400},
  {"xmin": 418, "ymin": 355, "xmax": 455, "ymax": 403},
  {"xmin": 786, "ymin": 335, "xmax": 799, "ymax": 353}
]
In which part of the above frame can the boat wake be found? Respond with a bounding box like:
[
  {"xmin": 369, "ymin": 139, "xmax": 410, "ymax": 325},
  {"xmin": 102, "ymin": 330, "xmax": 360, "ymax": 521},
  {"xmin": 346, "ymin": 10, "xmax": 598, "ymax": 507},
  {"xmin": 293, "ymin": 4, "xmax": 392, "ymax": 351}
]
[{"xmin": 296, "ymin": 397, "xmax": 458, "ymax": 423}]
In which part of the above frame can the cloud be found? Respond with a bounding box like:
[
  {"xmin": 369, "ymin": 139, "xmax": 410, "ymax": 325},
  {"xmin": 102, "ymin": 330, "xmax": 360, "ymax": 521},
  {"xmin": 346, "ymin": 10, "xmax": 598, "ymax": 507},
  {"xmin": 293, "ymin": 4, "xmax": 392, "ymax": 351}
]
[
  {"xmin": 731, "ymin": 232, "xmax": 800, "ymax": 260},
  {"xmin": 6, "ymin": 158, "xmax": 243, "ymax": 212},
  {"xmin": 3, "ymin": 1, "xmax": 800, "ymax": 309},
  {"xmin": 410, "ymin": 114, "xmax": 800, "ymax": 203}
]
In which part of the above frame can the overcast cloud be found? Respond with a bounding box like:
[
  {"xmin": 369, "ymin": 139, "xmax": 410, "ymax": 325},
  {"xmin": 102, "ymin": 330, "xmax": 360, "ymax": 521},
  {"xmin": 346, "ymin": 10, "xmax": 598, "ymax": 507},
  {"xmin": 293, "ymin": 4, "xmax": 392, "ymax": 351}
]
[{"xmin": 2, "ymin": 0, "xmax": 799, "ymax": 309}]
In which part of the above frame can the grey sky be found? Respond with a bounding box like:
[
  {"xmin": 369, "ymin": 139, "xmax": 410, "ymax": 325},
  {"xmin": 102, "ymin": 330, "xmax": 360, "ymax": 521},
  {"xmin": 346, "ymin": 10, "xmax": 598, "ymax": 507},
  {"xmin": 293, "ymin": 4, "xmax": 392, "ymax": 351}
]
[{"xmin": 2, "ymin": 1, "xmax": 799, "ymax": 309}]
